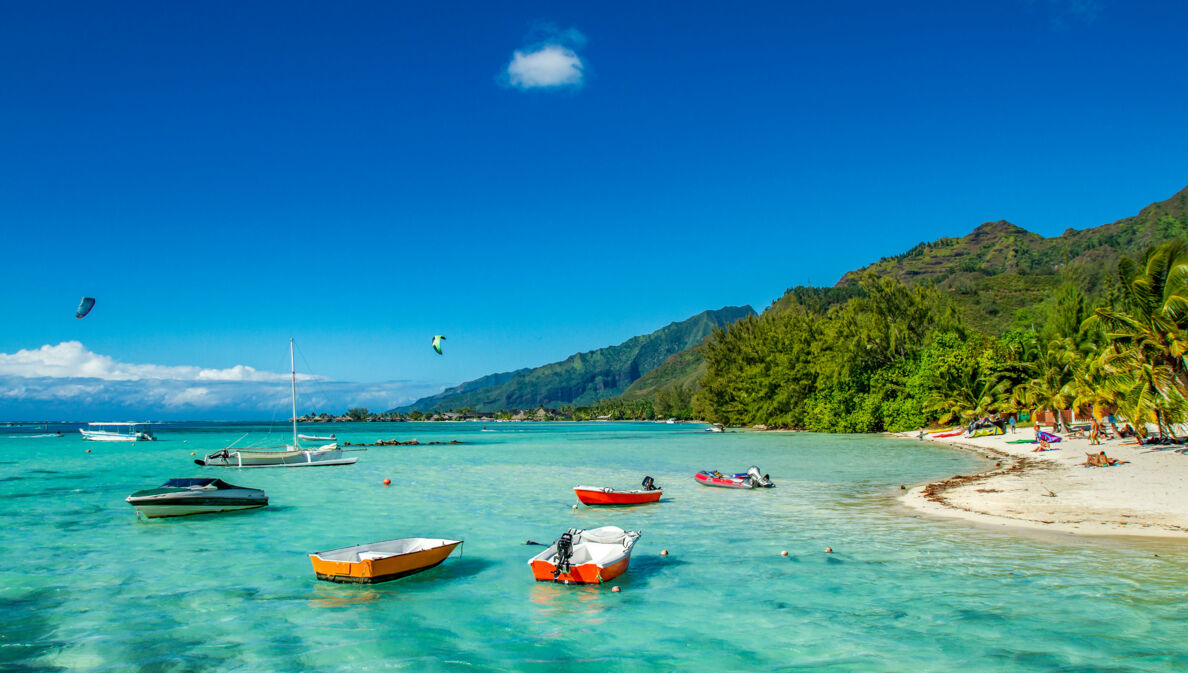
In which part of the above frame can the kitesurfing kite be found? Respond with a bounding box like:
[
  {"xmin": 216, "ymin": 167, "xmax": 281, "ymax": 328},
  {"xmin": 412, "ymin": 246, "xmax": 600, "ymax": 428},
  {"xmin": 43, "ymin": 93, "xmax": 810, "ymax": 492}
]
[
  {"xmin": 432, "ymin": 335, "xmax": 446, "ymax": 355},
  {"xmin": 76, "ymin": 297, "xmax": 96, "ymax": 319}
]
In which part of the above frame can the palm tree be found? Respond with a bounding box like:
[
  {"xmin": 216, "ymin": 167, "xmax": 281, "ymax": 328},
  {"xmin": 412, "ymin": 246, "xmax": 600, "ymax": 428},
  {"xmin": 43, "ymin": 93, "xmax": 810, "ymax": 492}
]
[{"xmin": 1086, "ymin": 239, "xmax": 1188, "ymax": 439}]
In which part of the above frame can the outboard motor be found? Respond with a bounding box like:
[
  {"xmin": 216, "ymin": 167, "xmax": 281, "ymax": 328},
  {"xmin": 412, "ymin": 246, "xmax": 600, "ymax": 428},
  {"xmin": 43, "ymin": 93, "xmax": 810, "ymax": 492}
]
[
  {"xmin": 746, "ymin": 466, "xmax": 774, "ymax": 488},
  {"xmin": 553, "ymin": 530, "xmax": 576, "ymax": 579},
  {"xmin": 641, "ymin": 475, "xmax": 659, "ymax": 491}
]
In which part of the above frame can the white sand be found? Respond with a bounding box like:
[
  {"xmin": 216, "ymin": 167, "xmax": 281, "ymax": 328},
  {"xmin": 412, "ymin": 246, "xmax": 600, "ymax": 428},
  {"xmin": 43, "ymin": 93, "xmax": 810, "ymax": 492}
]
[{"xmin": 897, "ymin": 428, "xmax": 1188, "ymax": 539}]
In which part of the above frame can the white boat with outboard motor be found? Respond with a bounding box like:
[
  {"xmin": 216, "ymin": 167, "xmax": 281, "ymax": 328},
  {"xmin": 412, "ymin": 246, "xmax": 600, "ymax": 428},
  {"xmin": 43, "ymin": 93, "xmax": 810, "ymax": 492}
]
[
  {"xmin": 125, "ymin": 478, "xmax": 268, "ymax": 518},
  {"xmin": 196, "ymin": 340, "xmax": 359, "ymax": 468},
  {"xmin": 80, "ymin": 422, "xmax": 156, "ymax": 442}
]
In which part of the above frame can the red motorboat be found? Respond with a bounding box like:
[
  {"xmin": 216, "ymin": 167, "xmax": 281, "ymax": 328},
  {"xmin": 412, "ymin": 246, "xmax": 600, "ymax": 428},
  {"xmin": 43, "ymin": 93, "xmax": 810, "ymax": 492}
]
[
  {"xmin": 694, "ymin": 466, "xmax": 774, "ymax": 489},
  {"xmin": 574, "ymin": 476, "xmax": 662, "ymax": 506}
]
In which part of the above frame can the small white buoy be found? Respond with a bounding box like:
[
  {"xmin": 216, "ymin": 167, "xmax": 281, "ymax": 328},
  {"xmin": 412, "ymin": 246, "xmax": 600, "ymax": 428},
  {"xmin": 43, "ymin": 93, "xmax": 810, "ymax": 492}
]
[
  {"xmin": 572, "ymin": 504, "xmax": 578, "ymax": 510},
  {"xmin": 660, "ymin": 550, "xmax": 668, "ymax": 557},
  {"xmin": 611, "ymin": 586, "xmax": 621, "ymax": 593},
  {"xmin": 780, "ymin": 550, "xmax": 788, "ymax": 557}
]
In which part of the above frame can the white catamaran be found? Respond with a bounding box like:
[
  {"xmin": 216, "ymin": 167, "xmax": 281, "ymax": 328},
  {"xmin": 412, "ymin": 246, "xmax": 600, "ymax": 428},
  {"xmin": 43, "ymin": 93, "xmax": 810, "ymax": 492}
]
[
  {"xmin": 80, "ymin": 422, "xmax": 156, "ymax": 442},
  {"xmin": 196, "ymin": 340, "xmax": 358, "ymax": 468}
]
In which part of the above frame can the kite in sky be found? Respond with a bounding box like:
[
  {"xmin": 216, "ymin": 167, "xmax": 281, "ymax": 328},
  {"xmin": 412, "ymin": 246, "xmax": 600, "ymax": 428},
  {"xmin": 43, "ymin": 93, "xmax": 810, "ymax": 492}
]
[
  {"xmin": 76, "ymin": 297, "xmax": 96, "ymax": 319},
  {"xmin": 432, "ymin": 335, "xmax": 445, "ymax": 355}
]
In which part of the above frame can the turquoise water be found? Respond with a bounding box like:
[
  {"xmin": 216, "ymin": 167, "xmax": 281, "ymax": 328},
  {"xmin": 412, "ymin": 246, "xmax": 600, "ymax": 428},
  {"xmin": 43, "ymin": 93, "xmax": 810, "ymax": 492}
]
[{"xmin": 2, "ymin": 422, "xmax": 1186, "ymax": 672}]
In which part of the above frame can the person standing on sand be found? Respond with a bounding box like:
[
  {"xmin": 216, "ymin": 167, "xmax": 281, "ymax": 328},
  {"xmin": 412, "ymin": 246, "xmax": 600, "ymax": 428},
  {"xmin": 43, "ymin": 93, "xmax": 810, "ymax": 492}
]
[{"xmin": 1008, "ymin": 415, "xmax": 1016, "ymax": 434}]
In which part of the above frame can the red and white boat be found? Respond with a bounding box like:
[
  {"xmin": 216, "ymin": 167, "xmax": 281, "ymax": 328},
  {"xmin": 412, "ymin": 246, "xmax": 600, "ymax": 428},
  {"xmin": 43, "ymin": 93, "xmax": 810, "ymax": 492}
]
[
  {"xmin": 574, "ymin": 476, "xmax": 662, "ymax": 506},
  {"xmin": 694, "ymin": 466, "xmax": 774, "ymax": 489},
  {"xmin": 528, "ymin": 526, "xmax": 641, "ymax": 585}
]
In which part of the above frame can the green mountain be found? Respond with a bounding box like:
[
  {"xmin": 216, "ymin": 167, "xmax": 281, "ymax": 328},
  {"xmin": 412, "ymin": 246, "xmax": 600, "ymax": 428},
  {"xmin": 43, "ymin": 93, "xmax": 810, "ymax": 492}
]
[
  {"xmin": 616, "ymin": 185, "xmax": 1188, "ymax": 407},
  {"xmin": 832, "ymin": 185, "xmax": 1188, "ymax": 332},
  {"xmin": 396, "ymin": 306, "xmax": 755, "ymax": 412}
]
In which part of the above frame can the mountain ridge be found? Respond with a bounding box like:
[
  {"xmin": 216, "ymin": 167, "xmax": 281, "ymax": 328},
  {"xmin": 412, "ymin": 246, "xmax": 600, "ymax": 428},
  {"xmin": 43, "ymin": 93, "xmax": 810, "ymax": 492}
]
[{"xmin": 395, "ymin": 306, "xmax": 755, "ymax": 412}]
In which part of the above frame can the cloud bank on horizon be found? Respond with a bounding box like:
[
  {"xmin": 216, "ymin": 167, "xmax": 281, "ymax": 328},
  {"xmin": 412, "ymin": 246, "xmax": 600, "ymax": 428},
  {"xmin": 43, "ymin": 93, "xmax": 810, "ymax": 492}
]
[
  {"xmin": 504, "ymin": 25, "xmax": 586, "ymax": 90},
  {"xmin": 0, "ymin": 342, "xmax": 437, "ymax": 419}
]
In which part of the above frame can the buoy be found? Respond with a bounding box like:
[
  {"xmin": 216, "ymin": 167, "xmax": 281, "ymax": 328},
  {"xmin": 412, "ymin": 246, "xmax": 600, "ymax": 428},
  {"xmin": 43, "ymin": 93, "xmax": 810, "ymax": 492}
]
[
  {"xmin": 572, "ymin": 504, "xmax": 578, "ymax": 510},
  {"xmin": 611, "ymin": 586, "xmax": 621, "ymax": 593},
  {"xmin": 383, "ymin": 478, "xmax": 391, "ymax": 486},
  {"xmin": 660, "ymin": 549, "xmax": 668, "ymax": 556},
  {"xmin": 86, "ymin": 449, "xmax": 91, "ymax": 453},
  {"xmin": 824, "ymin": 547, "xmax": 833, "ymax": 554},
  {"xmin": 780, "ymin": 550, "xmax": 788, "ymax": 557},
  {"xmin": 190, "ymin": 452, "xmax": 195, "ymax": 456}
]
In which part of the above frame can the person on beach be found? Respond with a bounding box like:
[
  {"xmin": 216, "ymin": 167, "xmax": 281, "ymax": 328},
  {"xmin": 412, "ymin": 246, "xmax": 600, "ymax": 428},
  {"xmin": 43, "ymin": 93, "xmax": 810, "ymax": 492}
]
[
  {"xmin": 1008, "ymin": 415, "xmax": 1016, "ymax": 434},
  {"xmin": 1033, "ymin": 437, "xmax": 1051, "ymax": 452},
  {"xmin": 1089, "ymin": 418, "xmax": 1101, "ymax": 446}
]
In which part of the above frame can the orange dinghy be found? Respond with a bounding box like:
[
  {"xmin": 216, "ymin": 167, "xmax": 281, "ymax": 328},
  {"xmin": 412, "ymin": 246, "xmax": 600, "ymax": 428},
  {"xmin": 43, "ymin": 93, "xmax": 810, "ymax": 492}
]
[
  {"xmin": 574, "ymin": 475, "xmax": 662, "ymax": 506},
  {"xmin": 529, "ymin": 526, "xmax": 641, "ymax": 585},
  {"xmin": 310, "ymin": 537, "xmax": 462, "ymax": 584}
]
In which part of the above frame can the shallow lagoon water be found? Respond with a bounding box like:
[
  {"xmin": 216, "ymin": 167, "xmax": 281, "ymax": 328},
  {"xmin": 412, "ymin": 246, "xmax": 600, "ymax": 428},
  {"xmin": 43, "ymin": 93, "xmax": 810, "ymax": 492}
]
[{"xmin": 2, "ymin": 422, "xmax": 1186, "ymax": 672}]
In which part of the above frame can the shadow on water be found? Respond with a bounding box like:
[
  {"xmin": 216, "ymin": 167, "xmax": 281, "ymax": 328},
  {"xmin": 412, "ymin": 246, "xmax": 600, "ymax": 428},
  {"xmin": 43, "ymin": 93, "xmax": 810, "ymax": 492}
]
[
  {"xmin": 0, "ymin": 588, "xmax": 69, "ymax": 672},
  {"xmin": 304, "ymin": 557, "xmax": 494, "ymax": 607}
]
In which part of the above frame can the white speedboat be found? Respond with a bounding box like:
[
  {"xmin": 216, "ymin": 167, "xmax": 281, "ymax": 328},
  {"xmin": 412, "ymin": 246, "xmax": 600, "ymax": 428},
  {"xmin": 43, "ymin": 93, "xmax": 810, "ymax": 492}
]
[
  {"xmin": 197, "ymin": 340, "xmax": 358, "ymax": 468},
  {"xmin": 125, "ymin": 478, "xmax": 267, "ymax": 518},
  {"xmin": 80, "ymin": 422, "xmax": 156, "ymax": 442}
]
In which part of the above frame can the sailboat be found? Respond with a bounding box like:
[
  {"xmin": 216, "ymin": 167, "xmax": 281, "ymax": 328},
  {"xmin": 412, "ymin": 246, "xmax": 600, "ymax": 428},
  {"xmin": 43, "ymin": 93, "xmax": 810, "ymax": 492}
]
[{"xmin": 196, "ymin": 340, "xmax": 359, "ymax": 468}]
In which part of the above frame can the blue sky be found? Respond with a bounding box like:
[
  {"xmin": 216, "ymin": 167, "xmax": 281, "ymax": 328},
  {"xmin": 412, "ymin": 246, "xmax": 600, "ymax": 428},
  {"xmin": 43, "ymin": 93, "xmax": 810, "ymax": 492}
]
[{"xmin": 1, "ymin": 1, "xmax": 1186, "ymax": 418}]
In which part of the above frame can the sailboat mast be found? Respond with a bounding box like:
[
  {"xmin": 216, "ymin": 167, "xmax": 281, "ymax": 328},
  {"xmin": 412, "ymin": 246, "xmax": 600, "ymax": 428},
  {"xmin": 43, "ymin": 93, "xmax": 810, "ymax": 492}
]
[{"xmin": 290, "ymin": 338, "xmax": 298, "ymax": 449}]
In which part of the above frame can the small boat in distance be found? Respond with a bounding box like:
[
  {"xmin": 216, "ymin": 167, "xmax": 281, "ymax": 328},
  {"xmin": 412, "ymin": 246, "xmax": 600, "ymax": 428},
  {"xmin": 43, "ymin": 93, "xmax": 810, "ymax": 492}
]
[
  {"xmin": 705, "ymin": 423, "xmax": 724, "ymax": 433},
  {"xmin": 80, "ymin": 422, "xmax": 156, "ymax": 442},
  {"xmin": 125, "ymin": 478, "xmax": 267, "ymax": 518},
  {"xmin": 529, "ymin": 526, "xmax": 641, "ymax": 585},
  {"xmin": 298, "ymin": 433, "xmax": 336, "ymax": 442},
  {"xmin": 310, "ymin": 538, "xmax": 462, "ymax": 584},
  {"xmin": 197, "ymin": 340, "xmax": 358, "ymax": 468},
  {"xmin": 574, "ymin": 476, "xmax": 662, "ymax": 506},
  {"xmin": 695, "ymin": 466, "xmax": 774, "ymax": 489}
]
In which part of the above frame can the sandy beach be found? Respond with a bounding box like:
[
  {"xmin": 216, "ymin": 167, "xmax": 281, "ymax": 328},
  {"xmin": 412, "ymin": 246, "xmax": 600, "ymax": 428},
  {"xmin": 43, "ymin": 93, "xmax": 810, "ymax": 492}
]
[{"xmin": 899, "ymin": 428, "xmax": 1188, "ymax": 539}]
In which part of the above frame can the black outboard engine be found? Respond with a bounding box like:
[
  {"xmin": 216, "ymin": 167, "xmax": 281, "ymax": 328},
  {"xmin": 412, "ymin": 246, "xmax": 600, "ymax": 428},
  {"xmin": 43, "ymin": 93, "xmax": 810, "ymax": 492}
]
[
  {"xmin": 641, "ymin": 475, "xmax": 659, "ymax": 491},
  {"xmin": 553, "ymin": 530, "xmax": 576, "ymax": 579}
]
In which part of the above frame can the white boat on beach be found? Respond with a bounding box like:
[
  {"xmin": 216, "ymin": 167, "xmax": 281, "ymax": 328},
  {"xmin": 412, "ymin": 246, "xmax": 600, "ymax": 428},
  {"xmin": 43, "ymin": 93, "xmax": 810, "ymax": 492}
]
[
  {"xmin": 196, "ymin": 340, "xmax": 358, "ymax": 468},
  {"xmin": 80, "ymin": 422, "xmax": 156, "ymax": 442}
]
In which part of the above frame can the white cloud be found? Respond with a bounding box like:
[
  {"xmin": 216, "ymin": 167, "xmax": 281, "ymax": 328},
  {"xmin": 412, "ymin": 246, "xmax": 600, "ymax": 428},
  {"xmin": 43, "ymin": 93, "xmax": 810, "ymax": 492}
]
[
  {"xmin": 0, "ymin": 341, "xmax": 311, "ymax": 382},
  {"xmin": 504, "ymin": 26, "xmax": 586, "ymax": 90},
  {"xmin": 507, "ymin": 45, "xmax": 584, "ymax": 89},
  {"xmin": 0, "ymin": 342, "xmax": 443, "ymax": 418}
]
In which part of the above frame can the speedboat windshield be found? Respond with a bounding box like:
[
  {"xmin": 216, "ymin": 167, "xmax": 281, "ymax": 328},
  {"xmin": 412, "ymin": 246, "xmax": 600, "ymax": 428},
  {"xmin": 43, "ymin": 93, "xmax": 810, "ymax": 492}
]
[{"xmin": 161, "ymin": 478, "xmax": 223, "ymax": 488}]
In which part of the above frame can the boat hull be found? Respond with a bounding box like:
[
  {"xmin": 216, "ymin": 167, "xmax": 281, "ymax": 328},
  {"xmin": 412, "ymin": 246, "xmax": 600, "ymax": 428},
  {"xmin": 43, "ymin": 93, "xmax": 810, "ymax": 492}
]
[
  {"xmin": 694, "ymin": 472, "xmax": 753, "ymax": 488},
  {"xmin": 197, "ymin": 448, "xmax": 356, "ymax": 468},
  {"xmin": 80, "ymin": 430, "xmax": 138, "ymax": 442},
  {"xmin": 530, "ymin": 554, "xmax": 632, "ymax": 584},
  {"xmin": 129, "ymin": 502, "xmax": 267, "ymax": 518},
  {"xmin": 573, "ymin": 487, "xmax": 662, "ymax": 505},
  {"xmin": 125, "ymin": 482, "xmax": 268, "ymax": 519},
  {"xmin": 310, "ymin": 539, "xmax": 461, "ymax": 584}
]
